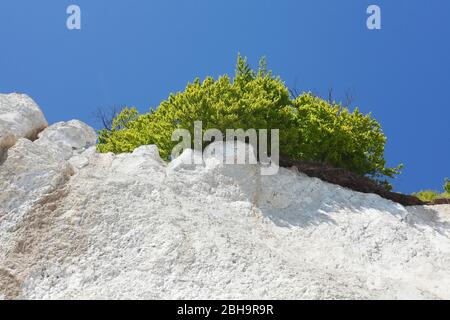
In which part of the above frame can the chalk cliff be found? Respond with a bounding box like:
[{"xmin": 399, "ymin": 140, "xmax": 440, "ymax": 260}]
[{"xmin": 1, "ymin": 94, "xmax": 449, "ymax": 299}]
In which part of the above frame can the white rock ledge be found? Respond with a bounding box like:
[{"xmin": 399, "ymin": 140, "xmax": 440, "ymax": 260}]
[{"xmin": 0, "ymin": 93, "xmax": 48, "ymax": 157}]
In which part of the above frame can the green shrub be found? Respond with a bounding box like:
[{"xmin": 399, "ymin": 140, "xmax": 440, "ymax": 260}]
[
  {"xmin": 289, "ymin": 93, "xmax": 400, "ymax": 178},
  {"xmin": 413, "ymin": 190, "xmax": 442, "ymax": 202},
  {"xmin": 413, "ymin": 179, "xmax": 450, "ymax": 201},
  {"xmin": 97, "ymin": 55, "xmax": 400, "ymax": 180}
]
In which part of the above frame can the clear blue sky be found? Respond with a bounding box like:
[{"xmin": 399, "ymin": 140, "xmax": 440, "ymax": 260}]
[{"xmin": 0, "ymin": 0, "xmax": 449, "ymax": 193}]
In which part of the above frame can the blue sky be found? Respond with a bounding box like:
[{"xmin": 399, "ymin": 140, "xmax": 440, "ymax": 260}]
[{"xmin": 0, "ymin": 0, "xmax": 449, "ymax": 193}]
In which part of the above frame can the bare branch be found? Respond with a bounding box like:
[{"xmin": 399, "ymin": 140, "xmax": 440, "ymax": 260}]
[
  {"xmin": 343, "ymin": 91, "xmax": 355, "ymax": 108},
  {"xmin": 327, "ymin": 87, "xmax": 334, "ymax": 104},
  {"xmin": 289, "ymin": 78, "xmax": 301, "ymax": 99},
  {"xmin": 289, "ymin": 87, "xmax": 301, "ymax": 99},
  {"xmin": 92, "ymin": 105, "xmax": 121, "ymax": 130}
]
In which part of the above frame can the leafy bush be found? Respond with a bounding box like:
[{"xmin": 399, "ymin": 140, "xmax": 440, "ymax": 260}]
[
  {"xmin": 413, "ymin": 190, "xmax": 442, "ymax": 202},
  {"xmin": 97, "ymin": 55, "xmax": 400, "ymax": 180},
  {"xmin": 413, "ymin": 179, "xmax": 450, "ymax": 201},
  {"xmin": 289, "ymin": 93, "xmax": 400, "ymax": 178}
]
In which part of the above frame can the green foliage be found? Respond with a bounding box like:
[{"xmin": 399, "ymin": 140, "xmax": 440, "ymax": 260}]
[
  {"xmin": 97, "ymin": 54, "xmax": 400, "ymax": 180},
  {"xmin": 413, "ymin": 178, "xmax": 450, "ymax": 201},
  {"xmin": 289, "ymin": 93, "xmax": 401, "ymax": 178},
  {"xmin": 413, "ymin": 190, "xmax": 443, "ymax": 202},
  {"xmin": 413, "ymin": 190, "xmax": 450, "ymax": 202}
]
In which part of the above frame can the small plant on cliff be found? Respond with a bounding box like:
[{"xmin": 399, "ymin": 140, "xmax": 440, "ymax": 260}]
[
  {"xmin": 97, "ymin": 55, "xmax": 401, "ymax": 182},
  {"xmin": 445, "ymin": 179, "xmax": 450, "ymax": 194},
  {"xmin": 413, "ymin": 179, "xmax": 450, "ymax": 202}
]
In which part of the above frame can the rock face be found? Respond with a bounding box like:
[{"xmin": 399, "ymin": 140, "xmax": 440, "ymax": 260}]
[
  {"xmin": 279, "ymin": 157, "xmax": 425, "ymax": 206},
  {"xmin": 35, "ymin": 120, "xmax": 97, "ymax": 161},
  {"xmin": 1, "ymin": 94, "xmax": 450, "ymax": 300},
  {"xmin": 0, "ymin": 94, "xmax": 47, "ymax": 159}
]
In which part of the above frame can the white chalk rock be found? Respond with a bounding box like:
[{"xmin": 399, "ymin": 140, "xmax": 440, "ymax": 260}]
[
  {"xmin": 68, "ymin": 155, "xmax": 90, "ymax": 169},
  {"xmin": 0, "ymin": 138, "xmax": 73, "ymax": 213},
  {"xmin": 166, "ymin": 148, "xmax": 204, "ymax": 173},
  {"xmin": 203, "ymin": 140, "xmax": 257, "ymax": 165},
  {"xmin": 202, "ymin": 140, "xmax": 260, "ymax": 200},
  {"xmin": 1, "ymin": 116, "xmax": 450, "ymax": 300},
  {"xmin": 35, "ymin": 120, "xmax": 97, "ymax": 160},
  {"xmin": 0, "ymin": 93, "xmax": 47, "ymax": 151},
  {"xmin": 0, "ymin": 138, "xmax": 73, "ymax": 263},
  {"xmin": 131, "ymin": 145, "xmax": 163, "ymax": 162}
]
